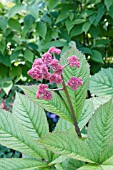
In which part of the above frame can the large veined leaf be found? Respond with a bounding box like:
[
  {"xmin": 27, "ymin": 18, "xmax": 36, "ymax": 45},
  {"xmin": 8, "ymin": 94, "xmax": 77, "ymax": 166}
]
[
  {"xmin": 0, "ymin": 109, "xmax": 48, "ymax": 159},
  {"xmin": 59, "ymin": 45, "xmax": 90, "ymax": 120},
  {"xmin": 55, "ymin": 96, "xmax": 111, "ymax": 132},
  {"xmin": 19, "ymin": 85, "xmax": 73, "ymax": 122},
  {"xmin": 87, "ymin": 100, "xmax": 113, "ymax": 163},
  {"xmin": 13, "ymin": 92, "xmax": 49, "ymax": 139},
  {"xmin": 55, "ymin": 118, "xmax": 74, "ymax": 132},
  {"xmin": 78, "ymin": 99, "xmax": 94, "ymax": 130},
  {"xmin": 89, "ymin": 68, "xmax": 113, "ymax": 96},
  {"xmin": 38, "ymin": 130, "xmax": 94, "ymax": 163},
  {"xmin": 0, "ymin": 158, "xmax": 48, "ymax": 170}
]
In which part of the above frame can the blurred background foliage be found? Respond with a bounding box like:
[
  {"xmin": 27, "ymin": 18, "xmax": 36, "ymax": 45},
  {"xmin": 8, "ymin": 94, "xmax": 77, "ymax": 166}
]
[{"xmin": 0, "ymin": 0, "xmax": 113, "ymax": 158}]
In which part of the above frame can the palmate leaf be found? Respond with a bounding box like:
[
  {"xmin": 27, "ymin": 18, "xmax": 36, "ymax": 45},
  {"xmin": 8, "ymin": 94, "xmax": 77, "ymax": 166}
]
[
  {"xmin": 12, "ymin": 92, "xmax": 49, "ymax": 139},
  {"xmin": 38, "ymin": 130, "xmax": 94, "ymax": 163},
  {"xmin": 19, "ymin": 85, "xmax": 72, "ymax": 122},
  {"xmin": 59, "ymin": 44, "xmax": 90, "ymax": 120},
  {"xmin": 0, "ymin": 158, "xmax": 48, "ymax": 170},
  {"xmin": 89, "ymin": 68, "xmax": 113, "ymax": 96},
  {"xmin": 87, "ymin": 100, "xmax": 113, "ymax": 163},
  {"xmin": 0, "ymin": 109, "xmax": 48, "ymax": 159}
]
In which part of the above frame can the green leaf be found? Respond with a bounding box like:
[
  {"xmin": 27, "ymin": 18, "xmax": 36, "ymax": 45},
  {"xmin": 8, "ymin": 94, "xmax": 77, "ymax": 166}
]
[
  {"xmin": 0, "ymin": 53, "xmax": 11, "ymax": 67},
  {"xmin": 8, "ymin": 4, "xmax": 25, "ymax": 18},
  {"xmin": 77, "ymin": 164, "xmax": 101, "ymax": 170},
  {"xmin": 48, "ymin": 0, "xmax": 61, "ymax": 10},
  {"xmin": 66, "ymin": 19, "xmax": 85, "ymax": 33},
  {"xmin": 22, "ymin": 14, "xmax": 35, "ymax": 35},
  {"xmin": 60, "ymin": 158, "xmax": 84, "ymax": 170},
  {"xmin": 0, "ymin": 39, "xmax": 6, "ymax": 54},
  {"xmin": 94, "ymin": 5, "xmax": 105, "ymax": 26},
  {"xmin": 19, "ymin": 85, "xmax": 73, "ymax": 122},
  {"xmin": 59, "ymin": 45, "xmax": 90, "ymax": 120},
  {"xmin": 0, "ymin": 158, "xmax": 48, "ymax": 170},
  {"xmin": 24, "ymin": 49, "xmax": 34, "ymax": 63},
  {"xmin": 56, "ymin": 13, "xmax": 68, "ymax": 23},
  {"xmin": 78, "ymin": 99, "xmax": 94, "ymax": 130},
  {"xmin": 8, "ymin": 18, "xmax": 21, "ymax": 32},
  {"xmin": 82, "ymin": 21, "xmax": 91, "ymax": 34},
  {"xmin": 71, "ymin": 24, "xmax": 83, "ymax": 37},
  {"xmin": 101, "ymin": 165, "xmax": 113, "ymax": 170},
  {"xmin": 0, "ymin": 109, "xmax": 48, "ymax": 159},
  {"xmin": 9, "ymin": 66, "xmax": 22, "ymax": 79},
  {"xmin": 103, "ymin": 156, "xmax": 113, "ymax": 165},
  {"xmin": 36, "ymin": 21, "xmax": 47, "ymax": 39},
  {"xmin": 39, "ymin": 130, "xmax": 94, "ymax": 163},
  {"xmin": 104, "ymin": 0, "xmax": 112, "ymax": 10},
  {"xmin": 55, "ymin": 118, "xmax": 74, "ymax": 132},
  {"xmin": 55, "ymin": 96, "xmax": 111, "ymax": 132},
  {"xmin": 87, "ymin": 100, "xmax": 113, "ymax": 163},
  {"xmin": 0, "ymin": 16, "xmax": 7, "ymax": 32},
  {"xmin": 2, "ymin": 78, "xmax": 13, "ymax": 95},
  {"xmin": 89, "ymin": 68, "xmax": 113, "ymax": 96},
  {"xmin": 91, "ymin": 50, "xmax": 104, "ymax": 64},
  {"xmin": 13, "ymin": 93, "xmax": 49, "ymax": 139}
]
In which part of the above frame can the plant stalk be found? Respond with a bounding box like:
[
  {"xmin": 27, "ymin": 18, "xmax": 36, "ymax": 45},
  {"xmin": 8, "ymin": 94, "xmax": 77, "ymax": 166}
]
[{"xmin": 61, "ymin": 76, "xmax": 82, "ymax": 138}]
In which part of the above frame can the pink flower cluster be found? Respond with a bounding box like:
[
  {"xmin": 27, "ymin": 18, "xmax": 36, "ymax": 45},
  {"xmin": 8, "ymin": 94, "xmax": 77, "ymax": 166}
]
[
  {"xmin": 27, "ymin": 46, "xmax": 82, "ymax": 100},
  {"xmin": 67, "ymin": 55, "xmax": 80, "ymax": 68}
]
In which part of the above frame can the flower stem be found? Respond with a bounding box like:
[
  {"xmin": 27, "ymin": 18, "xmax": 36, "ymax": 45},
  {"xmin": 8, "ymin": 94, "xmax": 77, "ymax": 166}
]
[
  {"xmin": 50, "ymin": 88, "xmax": 64, "ymax": 91},
  {"xmin": 61, "ymin": 75, "xmax": 82, "ymax": 138}
]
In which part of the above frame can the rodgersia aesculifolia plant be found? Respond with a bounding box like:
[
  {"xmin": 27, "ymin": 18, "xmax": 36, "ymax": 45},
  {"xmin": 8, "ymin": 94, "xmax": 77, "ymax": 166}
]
[{"xmin": 0, "ymin": 46, "xmax": 113, "ymax": 169}]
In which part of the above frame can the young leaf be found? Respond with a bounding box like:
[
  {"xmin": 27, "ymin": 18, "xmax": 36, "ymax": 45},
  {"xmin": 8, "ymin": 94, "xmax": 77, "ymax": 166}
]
[
  {"xmin": 0, "ymin": 158, "xmax": 48, "ymax": 170},
  {"xmin": 13, "ymin": 92, "xmax": 49, "ymax": 139},
  {"xmin": 0, "ymin": 109, "xmax": 48, "ymax": 159},
  {"xmin": 19, "ymin": 85, "xmax": 73, "ymax": 123},
  {"xmin": 59, "ymin": 45, "xmax": 90, "ymax": 120},
  {"xmin": 87, "ymin": 100, "xmax": 113, "ymax": 163},
  {"xmin": 38, "ymin": 130, "xmax": 94, "ymax": 163},
  {"xmin": 89, "ymin": 68, "xmax": 113, "ymax": 96}
]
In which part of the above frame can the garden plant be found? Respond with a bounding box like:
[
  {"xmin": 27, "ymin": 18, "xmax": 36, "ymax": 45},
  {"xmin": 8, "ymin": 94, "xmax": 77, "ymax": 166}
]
[{"xmin": 0, "ymin": 45, "xmax": 113, "ymax": 169}]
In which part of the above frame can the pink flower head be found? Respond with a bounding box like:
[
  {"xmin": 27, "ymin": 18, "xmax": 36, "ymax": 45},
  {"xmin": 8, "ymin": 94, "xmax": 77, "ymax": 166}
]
[
  {"xmin": 67, "ymin": 55, "xmax": 80, "ymax": 68},
  {"xmin": 50, "ymin": 59, "xmax": 59, "ymax": 69},
  {"xmin": 55, "ymin": 75, "xmax": 63, "ymax": 84},
  {"xmin": 42, "ymin": 52, "xmax": 52, "ymax": 64},
  {"xmin": 27, "ymin": 67, "xmax": 43, "ymax": 80},
  {"xmin": 42, "ymin": 90, "xmax": 52, "ymax": 100},
  {"xmin": 38, "ymin": 84, "xmax": 48, "ymax": 94},
  {"xmin": 32, "ymin": 58, "xmax": 43, "ymax": 68},
  {"xmin": 49, "ymin": 74, "xmax": 57, "ymax": 84},
  {"xmin": 48, "ymin": 46, "xmax": 61, "ymax": 55},
  {"xmin": 54, "ymin": 64, "xmax": 63, "ymax": 75},
  {"xmin": 49, "ymin": 74, "xmax": 63, "ymax": 84},
  {"xmin": 41, "ymin": 64, "xmax": 48, "ymax": 75},
  {"xmin": 67, "ymin": 77, "xmax": 82, "ymax": 90},
  {"xmin": 36, "ymin": 84, "xmax": 52, "ymax": 100}
]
